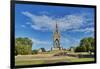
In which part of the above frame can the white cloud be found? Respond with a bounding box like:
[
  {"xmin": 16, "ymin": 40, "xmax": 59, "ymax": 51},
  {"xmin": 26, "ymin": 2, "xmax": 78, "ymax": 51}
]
[
  {"xmin": 31, "ymin": 25, "xmax": 41, "ymax": 30},
  {"xmin": 31, "ymin": 38, "xmax": 51, "ymax": 46},
  {"xmin": 71, "ymin": 27, "xmax": 94, "ymax": 33},
  {"xmin": 22, "ymin": 11, "xmax": 93, "ymax": 32},
  {"xmin": 61, "ymin": 35, "xmax": 80, "ymax": 48}
]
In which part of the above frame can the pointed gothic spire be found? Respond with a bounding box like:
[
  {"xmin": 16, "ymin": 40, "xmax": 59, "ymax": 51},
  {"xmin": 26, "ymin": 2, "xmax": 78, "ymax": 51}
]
[{"xmin": 56, "ymin": 22, "xmax": 58, "ymax": 33}]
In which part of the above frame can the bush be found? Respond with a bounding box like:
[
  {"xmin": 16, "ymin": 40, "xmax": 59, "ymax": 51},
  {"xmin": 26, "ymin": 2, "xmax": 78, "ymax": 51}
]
[
  {"xmin": 32, "ymin": 50, "xmax": 38, "ymax": 54},
  {"xmin": 75, "ymin": 46, "xmax": 86, "ymax": 52}
]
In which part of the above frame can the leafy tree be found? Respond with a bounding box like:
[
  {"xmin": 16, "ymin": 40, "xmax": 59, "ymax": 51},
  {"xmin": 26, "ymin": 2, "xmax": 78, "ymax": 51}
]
[
  {"xmin": 75, "ymin": 46, "xmax": 86, "ymax": 52},
  {"xmin": 80, "ymin": 37, "xmax": 94, "ymax": 52},
  {"xmin": 15, "ymin": 47, "xmax": 18, "ymax": 56},
  {"xmin": 75, "ymin": 37, "xmax": 95, "ymax": 53},
  {"xmin": 32, "ymin": 50, "xmax": 38, "ymax": 54},
  {"xmin": 75, "ymin": 46, "xmax": 80, "ymax": 52},
  {"xmin": 15, "ymin": 37, "xmax": 33, "ymax": 55},
  {"xmin": 40, "ymin": 48, "xmax": 46, "ymax": 52}
]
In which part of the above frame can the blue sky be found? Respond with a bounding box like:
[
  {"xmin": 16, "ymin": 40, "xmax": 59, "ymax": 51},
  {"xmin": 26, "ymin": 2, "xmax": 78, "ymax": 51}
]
[{"xmin": 15, "ymin": 4, "xmax": 95, "ymax": 50}]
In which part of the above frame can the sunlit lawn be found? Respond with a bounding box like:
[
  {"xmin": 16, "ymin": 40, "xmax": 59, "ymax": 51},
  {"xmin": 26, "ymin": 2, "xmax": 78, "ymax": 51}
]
[
  {"xmin": 15, "ymin": 54, "xmax": 95, "ymax": 66},
  {"xmin": 69, "ymin": 58, "xmax": 94, "ymax": 62}
]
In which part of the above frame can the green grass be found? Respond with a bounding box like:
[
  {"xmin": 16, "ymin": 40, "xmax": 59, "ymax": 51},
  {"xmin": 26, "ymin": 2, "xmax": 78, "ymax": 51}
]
[
  {"xmin": 15, "ymin": 59, "xmax": 67, "ymax": 66},
  {"xmin": 15, "ymin": 57, "xmax": 69, "ymax": 66},
  {"xmin": 15, "ymin": 51, "xmax": 95, "ymax": 66},
  {"xmin": 15, "ymin": 55, "xmax": 95, "ymax": 66},
  {"xmin": 15, "ymin": 60, "xmax": 45, "ymax": 66},
  {"xmin": 15, "ymin": 57, "xmax": 94, "ymax": 66},
  {"xmin": 69, "ymin": 58, "xmax": 95, "ymax": 62}
]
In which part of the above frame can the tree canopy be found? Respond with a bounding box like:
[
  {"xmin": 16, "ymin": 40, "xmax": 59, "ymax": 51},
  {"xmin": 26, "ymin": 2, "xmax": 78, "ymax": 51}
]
[
  {"xmin": 75, "ymin": 37, "xmax": 95, "ymax": 52},
  {"xmin": 15, "ymin": 37, "xmax": 33, "ymax": 55}
]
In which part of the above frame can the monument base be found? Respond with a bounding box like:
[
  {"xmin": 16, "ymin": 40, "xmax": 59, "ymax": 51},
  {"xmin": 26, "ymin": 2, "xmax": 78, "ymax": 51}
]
[{"xmin": 52, "ymin": 47, "xmax": 61, "ymax": 51}]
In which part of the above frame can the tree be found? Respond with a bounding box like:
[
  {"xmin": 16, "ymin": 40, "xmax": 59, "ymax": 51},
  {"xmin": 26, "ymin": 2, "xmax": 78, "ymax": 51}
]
[
  {"xmin": 32, "ymin": 50, "xmax": 38, "ymax": 54},
  {"xmin": 75, "ymin": 37, "xmax": 95, "ymax": 53},
  {"xmin": 75, "ymin": 46, "xmax": 86, "ymax": 52},
  {"xmin": 80, "ymin": 37, "xmax": 95, "ymax": 52},
  {"xmin": 75, "ymin": 46, "xmax": 80, "ymax": 52},
  {"xmin": 40, "ymin": 48, "xmax": 46, "ymax": 52},
  {"xmin": 15, "ymin": 47, "xmax": 18, "ymax": 56},
  {"xmin": 15, "ymin": 37, "xmax": 33, "ymax": 55}
]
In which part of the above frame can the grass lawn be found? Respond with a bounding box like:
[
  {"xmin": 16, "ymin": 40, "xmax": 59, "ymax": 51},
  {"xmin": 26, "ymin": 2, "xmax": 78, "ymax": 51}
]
[
  {"xmin": 15, "ymin": 54, "xmax": 95, "ymax": 66},
  {"xmin": 69, "ymin": 58, "xmax": 95, "ymax": 62},
  {"xmin": 15, "ymin": 60, "xmax": 45, "ymax": 66},
  {"xmin": 15, "ymin": 56, "xmax": 70, "ymax": 66}
]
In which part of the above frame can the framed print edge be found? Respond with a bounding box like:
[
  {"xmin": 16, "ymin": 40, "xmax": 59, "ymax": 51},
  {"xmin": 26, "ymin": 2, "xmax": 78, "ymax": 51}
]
[{"xmin": 10, "ymin": 1, "xmax": 97, "ymax": 69}]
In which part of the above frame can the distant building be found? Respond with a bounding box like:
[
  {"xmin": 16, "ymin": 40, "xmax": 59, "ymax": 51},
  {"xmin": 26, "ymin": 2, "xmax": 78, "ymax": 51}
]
[
  {"xmin": 38, "ymin": 48, "xmax": 46, "ymax": 53},
  {"xmin": 38, "ymin": 48, "xmax": 43, "ymax": 53}
]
